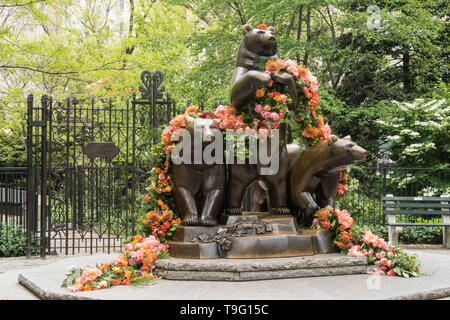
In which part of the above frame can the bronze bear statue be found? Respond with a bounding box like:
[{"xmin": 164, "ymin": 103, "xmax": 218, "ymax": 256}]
[
  {"xmin": 250, "ymin": 135, "xmax": 368, "ymax": 222},
  {"xmin": 171, "ymin": 116, "xmax": 226, "ymax": 226},
  {"xmin": 230, "ymin": 24, "xmax": 298, "ymax": 111},
  {"xmin": 225, "ymin": 24, "xmax": 298, "ymax": 216}
]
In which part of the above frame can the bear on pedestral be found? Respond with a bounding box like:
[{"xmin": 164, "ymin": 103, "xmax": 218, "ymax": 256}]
[
  {"xmin": 230, "ymin": 24, "xmax": 298, "ymax": 111},
  {"xmin": 250, "ymin": 135, "xmax": 368, "ymax": 223},
  {"xmin": 171, "ymin": 115, "xmax": 226, "ymax": 227},
  {"xmin": 224, "ymin": 24, "xmax": 298, "ymax": 216}
]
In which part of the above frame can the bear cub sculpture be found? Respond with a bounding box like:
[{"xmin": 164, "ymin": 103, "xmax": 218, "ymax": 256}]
[
  {"xmin": 250, "ymin": 135, "xmax": 368, "ymax": 224},
  {"xmin": 171, "ymin": 116, "xmax": 225, "ymax": 226},
  {"xmin": 289, "ymin": 135, "xmax": 367, "ymax": 223}
]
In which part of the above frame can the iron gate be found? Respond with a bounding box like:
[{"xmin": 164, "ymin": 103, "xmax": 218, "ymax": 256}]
[{"xmin": 26, "ymin": 70, "xmax": 176, "ymax": 256}]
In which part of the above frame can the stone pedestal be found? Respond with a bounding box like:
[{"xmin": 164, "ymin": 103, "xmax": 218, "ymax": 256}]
[{"xmin": 168, "ymin": 212, "xmax": 337, "ymax": 259}]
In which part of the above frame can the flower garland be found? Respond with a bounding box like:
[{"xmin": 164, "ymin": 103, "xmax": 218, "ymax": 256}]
[
  {"xmin": 312, "ymin": 206, "xmax": 421, "ymax": 278},
  {"xmin": 258, "ymin": 58, "xmax": 330, "ymax": 144},
  {"xmin": 337, "ymin": 170, "xmax": 350, "ymax": 197},
  {"xmin": 62, "ymin": 235, "xmax": 169, "ymax": 292}
]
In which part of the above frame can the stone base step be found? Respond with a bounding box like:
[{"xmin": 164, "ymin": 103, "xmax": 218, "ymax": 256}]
[
  {"xmin": 154, "ymin": 254, "xmax": 368, "ymax": 281},
  {"xmin": 168, "ymin": 228, "xmax": 337, "ymax": 259}
]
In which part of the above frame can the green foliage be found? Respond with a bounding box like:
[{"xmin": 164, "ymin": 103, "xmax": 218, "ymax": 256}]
[
  {"xmin": 0, "ymin": 224, "xmax": 40, "ymax": 257},
  {"xmin": 0, "ymin": 130, "xmax": 26, "ymax": 167},
  {"xmin": 376, "ymin": 87, "xmax": 449, "ymax": 168}
]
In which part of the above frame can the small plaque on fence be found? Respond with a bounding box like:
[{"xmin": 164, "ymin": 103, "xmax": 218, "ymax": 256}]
[{"xmin": 83, "ymin": 142, "xmax": 119, "ymax": 159}]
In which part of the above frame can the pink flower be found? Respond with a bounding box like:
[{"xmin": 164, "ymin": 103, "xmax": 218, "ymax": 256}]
[
  {"xmin": 96, "ymin": 281, "xmax": 108, "ymax": 289},
  {"xmin": 270, "ymin": 113, "xmax": 280, "ymax": 121},
  {"xmin": 348, "ymin": 245, "xmax": 366, "ymax": 257},
  {"xmin": 376, "ymin": 251, "xmax": 386, "ymax": 259},
  {"xmin": 254, "ymin": 104, "xmax": 263, "ymax": 113},
  {"xmin": 158, "ymin": 173, "xmax": 166, "ymax": 181},
  {"xmin": 322, "ymin": 124, "xmax": 331, "ymax": 140},
  {"xmin": 313, "ymin": 218, "xmax": 318, "ymax": 225},
  {"xmin": 128, "ymin": 259, "xmax": 136, "ymax": 266},
  {"xmin": 262, "ymin": 112, "xmax": 272, "ymax": 119},
  {"xmin": 124, "ymin": 243, "xmax": 133, "ymax": 252},
  {"xmin": 320, "ymin": 221, "xmax": 331, "ymax": 229},
  {"xmin": 387, "ymin": 269, "xmax": 396, "ymax": 277}
]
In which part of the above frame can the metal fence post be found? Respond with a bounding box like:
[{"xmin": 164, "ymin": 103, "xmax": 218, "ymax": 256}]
[
  {"xmin": 26, "ymin": 94, "xmax": 34, "ymax": 258},
  {"xmin": 40, "ymin": 95, "xmax": 48, "ymax": 258}
]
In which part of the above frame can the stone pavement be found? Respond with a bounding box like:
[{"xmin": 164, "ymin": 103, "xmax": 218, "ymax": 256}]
[{"xmin": 1, "ymin": 248, "xmax": 450, "ymax": 300}]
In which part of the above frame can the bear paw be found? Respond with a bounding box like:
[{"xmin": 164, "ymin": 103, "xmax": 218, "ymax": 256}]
[
  {"xmin": 269, "ymin": 207, "xmax": 291, "ymax": 215},
  {"xmin": 182, "ymin": 216, "xmax": 199, "ymax": 226},
  {"xmin": 225, "ymin": 208, "xmax": 243, "ymax": 215},
  {"xmin": 200, "ymin": 217, "xmax": 218, "ymax": 227}
]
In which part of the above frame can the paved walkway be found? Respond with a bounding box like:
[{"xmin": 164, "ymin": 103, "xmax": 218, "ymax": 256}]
[{"xmin": 1, "ymin": 249, "xmax": 450, "ymax": 300}]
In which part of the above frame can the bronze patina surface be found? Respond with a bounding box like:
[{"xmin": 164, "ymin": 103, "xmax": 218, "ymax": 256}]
[
  {"xmin": 168, "ymin": 211, "xmax": 336, "ymax": 259},
  {"xmin": 171, "ymin": 115, "xmax": 226, "ymax": 227}
]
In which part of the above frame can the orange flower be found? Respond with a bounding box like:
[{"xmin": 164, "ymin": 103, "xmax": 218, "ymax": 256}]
[
  {"xmin": 186, "ymin": 105, "xmax": 199, "ymax": 114},
  {"xmin": 112, "ymin": 278, "xmax": 121, "ymax": 286},
  {"xmin": 157, "ymin": 199, "xmax": 164, "ymax": 207},
  {"xmin": 83, "ymin": 285, "xmax": 92, "ymax": 291},
  {"xmin": 257, "ymin": 24, "xmax": 267, "ymax": 30},
  {"xmin": 297, "ymin": 65, "xmax": 308, "ymax": 78},
  {"xmin": 164, "ymin": 186, "xmax": 172, "ymax": 192},
  {"xmin": 122, "ymin": 279, "xmax": 131, "ymax": 285},
  {"xmin": 266, "ymin": 59, "xmax": 280, "ymax": 72},
  {"xmin": 256, "ymin": 89, "xmax": 265, "ymax": 98}
]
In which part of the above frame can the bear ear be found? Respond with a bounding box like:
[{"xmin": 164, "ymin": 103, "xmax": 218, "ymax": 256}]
[
  {"xmin": 242, "ymin": 24, "xmax": 252, "ymax": 35},
  {"xmin": 268, "ymin": 26, "xmax": 276, "ymax": 34},
  {"xmin": 343, "ymin": 135, "xmax": 352, "ymax": 141},
  {"xmin": 327, "ymin": 135, "xmax": 338, "ymax": 145}
]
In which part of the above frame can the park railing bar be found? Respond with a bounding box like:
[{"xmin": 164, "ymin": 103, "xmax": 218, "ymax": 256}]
[{"xmin": 0, "ymin": 167, "xmax": 28, "ymax": 241}]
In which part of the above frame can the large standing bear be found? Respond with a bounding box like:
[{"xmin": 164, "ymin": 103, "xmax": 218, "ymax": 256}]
[
  {"xmin": 171, "ymin": 116, "xmax": 226, "ymax": 226},
  {"xmin": 225, "ymin": 24, "xmax": 297, "ymax": 215}
]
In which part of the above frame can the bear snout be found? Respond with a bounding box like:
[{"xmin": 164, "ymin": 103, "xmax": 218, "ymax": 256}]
[{"xmin": 351, "ymin": 145, "xmax": 368, "ymax": 160}]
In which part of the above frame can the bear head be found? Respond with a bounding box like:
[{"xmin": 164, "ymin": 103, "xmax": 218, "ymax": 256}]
[
  {"xmin": 326, "ymin": 135, "xmax": 368, "ymax": 172},
  {"xmin": 242, "ymin": 24, "xmax": 277, "ymax": 57},
  {"xmin": 185, "ymin": 115, "xmax": 221, "ymax": 145}
]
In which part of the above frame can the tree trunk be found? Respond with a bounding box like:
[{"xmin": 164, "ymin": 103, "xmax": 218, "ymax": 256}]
[
  {"xmin": 303, "ymin": 7, "xmax": 311, "ymax": 66},
  {"xmin": 402, "ymin": 45, "xmax": 411, "ymax": 92},
  {"xmin": 296, "ymin": 5, "xmax": 303, "ymax": 63}
]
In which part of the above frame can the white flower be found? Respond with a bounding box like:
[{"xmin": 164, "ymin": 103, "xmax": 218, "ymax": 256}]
[{"xmin": 386, "ymin": 135, "xmax": 401, "ymax": 141}]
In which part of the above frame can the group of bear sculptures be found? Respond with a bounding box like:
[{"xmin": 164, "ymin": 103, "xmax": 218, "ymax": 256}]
[{"xmin": 171, "ymin": 24, "xmax": 368, "ymax": 228}]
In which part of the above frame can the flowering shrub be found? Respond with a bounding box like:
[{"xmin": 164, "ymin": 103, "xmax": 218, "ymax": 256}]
[
  {"xmin": 311, "ymin": 206, "xmax": 421, "ymax": 278},
  {"xmin": 376, "ymin": 97, "xmax": 449, "ymax": 170},
  {"xmin": 337, "ymin": 170, "xmax": 350, "ymax": 197},
  {"xmin": 62, "ymin": 235, "xmax": 168, "ymax": 292}
]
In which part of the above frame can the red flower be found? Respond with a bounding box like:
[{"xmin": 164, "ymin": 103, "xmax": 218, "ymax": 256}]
[
  {"xmin": 143, "ymin": 194, "xmax": 150, "ymax": 201},
  {"xmin": 257, "ymin": 24, "xmax": 267, "ymax": 30}
]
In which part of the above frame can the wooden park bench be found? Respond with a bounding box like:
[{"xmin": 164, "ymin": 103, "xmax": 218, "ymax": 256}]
[{"xmin": 383, "ymin": 195, "xmax": 450, "ymax": 248}]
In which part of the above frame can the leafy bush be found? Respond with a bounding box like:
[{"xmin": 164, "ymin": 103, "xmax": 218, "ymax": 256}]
[
  {"xmin": 366, "ymin": 223, "xmax": 442, "ymax": 245},
  {"xmin": 0, "ymin": 224, "xmax": 40, "ymax": 257},
  {"xmin": 0, "ymin": 130, "xmax": 26, "ymax": 167},
  {"xmin": 376, "ymin": 88, "xmax": 449, "ymax": 169}
]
